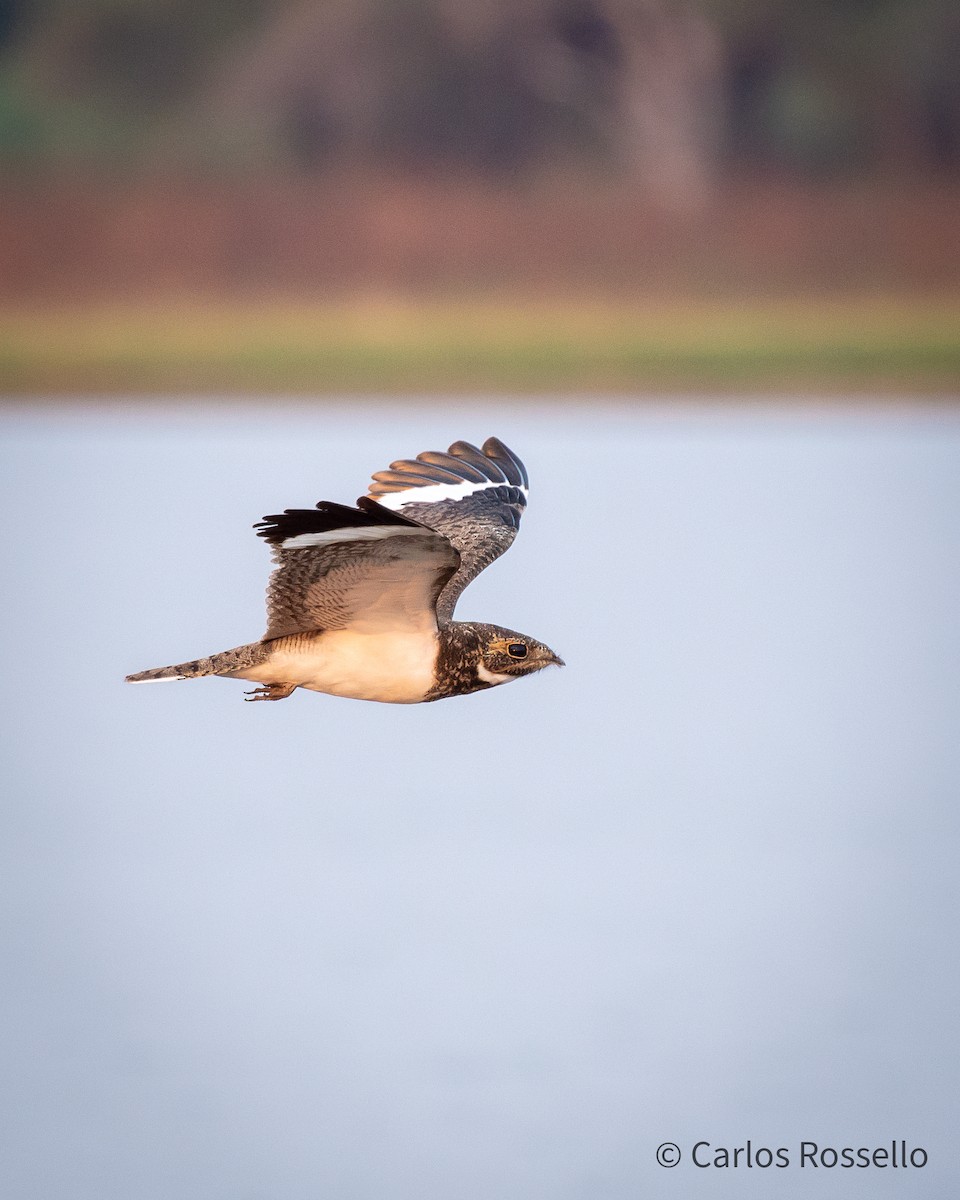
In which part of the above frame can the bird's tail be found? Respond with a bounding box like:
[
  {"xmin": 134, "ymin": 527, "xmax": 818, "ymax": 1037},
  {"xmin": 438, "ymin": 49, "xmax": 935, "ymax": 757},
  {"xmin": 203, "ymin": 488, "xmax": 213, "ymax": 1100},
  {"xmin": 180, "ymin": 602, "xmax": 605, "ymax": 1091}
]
[{"xmin": 125, "ymin": 642, "xmax": 269, "ymax": 684}]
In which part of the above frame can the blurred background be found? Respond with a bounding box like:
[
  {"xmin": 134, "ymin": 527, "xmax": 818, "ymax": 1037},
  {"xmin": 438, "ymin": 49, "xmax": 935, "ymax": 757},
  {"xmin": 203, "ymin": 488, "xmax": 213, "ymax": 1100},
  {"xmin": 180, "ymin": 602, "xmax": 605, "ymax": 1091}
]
[
  {"xmin": 0, "ymin": 0, "xmax": 958, "ymax": 391},
  {"xmin": 2, "ymin": 7, "xmax": 960, "ymax": 1199}
]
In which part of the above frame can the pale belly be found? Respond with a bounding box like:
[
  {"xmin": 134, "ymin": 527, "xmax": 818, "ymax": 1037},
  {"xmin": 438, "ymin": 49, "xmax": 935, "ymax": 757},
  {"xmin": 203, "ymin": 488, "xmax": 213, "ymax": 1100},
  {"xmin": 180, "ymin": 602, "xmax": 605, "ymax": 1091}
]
[{"xmin": 232, "ymin": 629, "xmax": 440, "ymax": 704}]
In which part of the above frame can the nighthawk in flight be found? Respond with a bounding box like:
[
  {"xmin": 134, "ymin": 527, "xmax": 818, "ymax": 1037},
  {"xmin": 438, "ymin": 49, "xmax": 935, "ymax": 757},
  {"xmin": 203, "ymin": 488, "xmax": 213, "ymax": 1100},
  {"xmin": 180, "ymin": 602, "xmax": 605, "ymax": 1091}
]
[{"xmin": 126, "ymin": 437, "xmax": 563, "ymax": 703}]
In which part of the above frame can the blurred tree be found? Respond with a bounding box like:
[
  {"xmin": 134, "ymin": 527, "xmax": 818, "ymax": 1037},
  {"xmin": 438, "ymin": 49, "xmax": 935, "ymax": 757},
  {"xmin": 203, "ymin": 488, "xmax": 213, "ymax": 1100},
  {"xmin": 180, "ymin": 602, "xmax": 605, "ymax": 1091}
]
[
  {"xmin": 16, "ymin": 0, "xmax": 271, "ymax": 109},
  {"xmin": 0, "ymin": 0, "xmax": 24, "ymax": 48},
  {"xmin": 713, "ymin": 0, "xmax": 960, "ymax": 172},
  {"xmin": 207, "ymin": 0, "xmax": 723, "ymax": 205},
  {"xmin": 0, "ymin": 0, "xmax": 956, "ymax": 180}
]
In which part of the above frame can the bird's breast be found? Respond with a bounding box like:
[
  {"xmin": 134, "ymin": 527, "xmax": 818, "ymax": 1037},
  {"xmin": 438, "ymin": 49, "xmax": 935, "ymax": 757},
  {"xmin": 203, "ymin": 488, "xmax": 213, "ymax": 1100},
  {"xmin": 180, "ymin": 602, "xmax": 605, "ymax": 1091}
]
[{"xmin": 247, "ymin": 628, "xmax": 441, "ymax": 704}]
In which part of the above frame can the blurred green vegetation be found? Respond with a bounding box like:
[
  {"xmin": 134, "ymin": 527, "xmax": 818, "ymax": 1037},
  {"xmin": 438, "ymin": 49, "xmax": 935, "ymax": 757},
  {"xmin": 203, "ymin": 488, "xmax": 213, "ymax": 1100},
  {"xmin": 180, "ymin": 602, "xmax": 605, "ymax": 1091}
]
[
  {"xmin": 2, "ymin": 294, "xmax": 957, "ymax": 394},
  {"xmin": 0, "ymin": 0, "xmax": 957, "ymax": 176}
]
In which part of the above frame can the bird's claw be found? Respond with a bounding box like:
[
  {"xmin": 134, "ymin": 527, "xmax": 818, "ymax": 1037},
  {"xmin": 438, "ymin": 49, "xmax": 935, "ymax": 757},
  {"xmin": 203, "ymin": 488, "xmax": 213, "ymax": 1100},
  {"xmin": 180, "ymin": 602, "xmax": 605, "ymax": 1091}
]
[{"xmin": 243, "ymin": 684, "xmax": 295, "ymax": 702}]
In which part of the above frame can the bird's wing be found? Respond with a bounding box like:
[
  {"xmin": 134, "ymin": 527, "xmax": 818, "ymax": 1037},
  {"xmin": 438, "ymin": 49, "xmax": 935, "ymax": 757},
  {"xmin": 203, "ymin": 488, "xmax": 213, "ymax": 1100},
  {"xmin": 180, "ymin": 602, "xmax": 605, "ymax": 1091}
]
[
  {"xmin": 255, "ymin": 498, "xmax": 460, "ymax": 641},
  {"xmin": 365, "ymin": 437, "xmax": 528, "ymax": 623}
]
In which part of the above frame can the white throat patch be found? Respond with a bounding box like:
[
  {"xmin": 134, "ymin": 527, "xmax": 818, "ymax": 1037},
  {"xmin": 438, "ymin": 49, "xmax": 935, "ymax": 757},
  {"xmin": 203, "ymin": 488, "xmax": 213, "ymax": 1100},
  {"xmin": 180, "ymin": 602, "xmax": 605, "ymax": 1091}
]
[{"xmin": 477, "ymin": 662, "xmax": 514, "ymax": 686}]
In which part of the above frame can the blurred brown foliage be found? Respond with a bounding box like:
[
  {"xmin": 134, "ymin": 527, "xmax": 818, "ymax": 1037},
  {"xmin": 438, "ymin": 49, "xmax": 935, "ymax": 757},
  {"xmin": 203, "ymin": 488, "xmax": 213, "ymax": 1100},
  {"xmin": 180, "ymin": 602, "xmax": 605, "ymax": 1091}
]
[{"xmin": 2, "ymin": 172, "xmax": 957, "ymax": 300}]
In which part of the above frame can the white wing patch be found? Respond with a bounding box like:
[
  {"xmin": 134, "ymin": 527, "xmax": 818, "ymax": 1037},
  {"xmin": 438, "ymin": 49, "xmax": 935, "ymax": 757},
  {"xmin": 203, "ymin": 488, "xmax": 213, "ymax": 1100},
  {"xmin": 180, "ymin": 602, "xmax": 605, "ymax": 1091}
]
[
  {"xmin": 280, "ymin": 525, "xmax": 432, "ymax": 550},
  {"xmin": 374, "ymin": 478, "xmax": 529, "ymax": 510}
]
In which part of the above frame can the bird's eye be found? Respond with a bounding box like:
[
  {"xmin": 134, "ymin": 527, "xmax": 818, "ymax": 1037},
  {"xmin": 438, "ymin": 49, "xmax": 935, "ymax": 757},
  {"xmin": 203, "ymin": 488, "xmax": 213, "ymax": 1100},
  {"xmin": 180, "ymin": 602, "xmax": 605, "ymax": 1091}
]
[{"xmin": 507, "ymin": 643, "xmax": 528, "ymax": 659}]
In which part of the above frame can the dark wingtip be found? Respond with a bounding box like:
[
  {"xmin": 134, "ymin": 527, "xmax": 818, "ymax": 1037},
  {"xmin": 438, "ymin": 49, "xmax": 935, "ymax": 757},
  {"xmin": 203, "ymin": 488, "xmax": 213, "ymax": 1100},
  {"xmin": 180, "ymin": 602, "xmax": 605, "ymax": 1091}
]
[
  {"xmin": 482, "ymin": 437, "xmax": 529, "ymax": 489},
  {"xmin": 255, "ymin": 497, "xmax": 418, "ymax": 544}
]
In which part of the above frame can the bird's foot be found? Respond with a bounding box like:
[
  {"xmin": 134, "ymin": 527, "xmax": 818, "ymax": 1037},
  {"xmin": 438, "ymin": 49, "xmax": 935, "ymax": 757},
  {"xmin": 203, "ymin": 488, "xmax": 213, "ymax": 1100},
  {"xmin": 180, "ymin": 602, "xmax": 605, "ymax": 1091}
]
[{"xmin": 243, "ymin": 683, "xmax": 296, "ymax": 702}]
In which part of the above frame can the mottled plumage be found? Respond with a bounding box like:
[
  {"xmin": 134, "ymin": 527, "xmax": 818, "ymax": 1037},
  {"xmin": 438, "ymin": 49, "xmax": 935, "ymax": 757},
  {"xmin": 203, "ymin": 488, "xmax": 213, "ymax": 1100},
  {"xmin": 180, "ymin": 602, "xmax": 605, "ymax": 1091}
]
[{"xmin": 126, "ymin": 437, "xmax": 562, "ymax": 704}]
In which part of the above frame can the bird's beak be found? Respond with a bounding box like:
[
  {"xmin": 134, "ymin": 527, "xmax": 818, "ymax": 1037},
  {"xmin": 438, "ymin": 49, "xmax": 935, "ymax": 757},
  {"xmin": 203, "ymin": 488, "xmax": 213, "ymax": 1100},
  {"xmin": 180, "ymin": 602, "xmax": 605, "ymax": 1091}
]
[{"xmin": 548, "ymin": 651, "xmax": 565, "ymax": 668}]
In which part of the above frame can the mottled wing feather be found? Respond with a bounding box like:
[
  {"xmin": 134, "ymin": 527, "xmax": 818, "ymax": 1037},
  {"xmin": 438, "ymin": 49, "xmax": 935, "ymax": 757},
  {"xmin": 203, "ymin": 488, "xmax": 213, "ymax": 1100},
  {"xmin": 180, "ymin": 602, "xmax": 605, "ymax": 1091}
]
[
  {"xmin": 366, "ymin": 437, "xmax": 528, "ymax": 623},
  {"xmin": 255, "ymin": 498, "xmax": 460, "ymax": 641}
]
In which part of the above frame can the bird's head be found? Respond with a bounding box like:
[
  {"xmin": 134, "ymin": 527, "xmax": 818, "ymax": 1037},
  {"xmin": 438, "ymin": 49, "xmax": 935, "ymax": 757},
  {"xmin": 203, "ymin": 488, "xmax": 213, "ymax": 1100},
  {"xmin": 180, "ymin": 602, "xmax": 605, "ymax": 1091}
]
[{"xmin": 475, "ymin": 625, "xmax": 565, "ymax": 687}]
